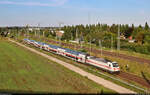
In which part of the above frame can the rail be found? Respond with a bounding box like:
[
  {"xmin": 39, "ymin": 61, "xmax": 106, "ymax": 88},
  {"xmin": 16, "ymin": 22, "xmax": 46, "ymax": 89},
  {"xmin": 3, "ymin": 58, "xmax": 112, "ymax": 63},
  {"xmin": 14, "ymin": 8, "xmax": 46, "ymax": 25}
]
[{"xmin": 88, "ymin": 68, "xmax": 149, "ymax": 93}]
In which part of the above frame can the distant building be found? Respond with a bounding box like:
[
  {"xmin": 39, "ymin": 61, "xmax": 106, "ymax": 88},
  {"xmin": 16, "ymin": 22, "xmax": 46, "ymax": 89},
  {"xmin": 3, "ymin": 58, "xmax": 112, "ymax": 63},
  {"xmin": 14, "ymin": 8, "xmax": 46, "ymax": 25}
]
[
  {"xmin": 28, "ymin": 27, "xmax": 40, "ymax": 31},
  {"xmin": 69, "ymin": 40, "xmax": 79, "ymax": 43},
  {"xmin": 129, "ymin": 39, "xmax": 135, "ymax": 43},
  {"xmin": 128, "ymin": 36, "xmax": 133, "ymax": 40},
  {"xmin": 56, "ymin": 30, "xmax": 64, "ymax": 38},
  {"xmin": 70, "ymin": 37, "xmax": 84, "ymax": 44},
  {"xmin": 128, "ymin": 36, "xmax": 135, "ymax": 43},
  {"xmin": 120, "ymin": 34, "xmax": 126, "ymax": 40}
]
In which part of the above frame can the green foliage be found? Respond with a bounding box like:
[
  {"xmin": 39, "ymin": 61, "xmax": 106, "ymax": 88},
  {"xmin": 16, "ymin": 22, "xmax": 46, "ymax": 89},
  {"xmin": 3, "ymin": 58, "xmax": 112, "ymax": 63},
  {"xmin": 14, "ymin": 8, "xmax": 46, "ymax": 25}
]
[
  {"xmin": 135, "ymin": 31, "xmax": 145, "ymax": 44},
  {"xmin": 121, "ymin": 42, "xmax": 150, "ymax": 54},
  {"xmin": 145, "ymin": 22, "xmax": 149, "ymax": 30},
  {"xmin": 143, "ymin": 32, "xmax": 150, "ymax": 44},
  {"xmin": 1, "ymin": 21, "xmax": 150, "ymax": 55},
  {"xmin": 78, "ymin": 49, "xmax": 87, "ymax": 53}
]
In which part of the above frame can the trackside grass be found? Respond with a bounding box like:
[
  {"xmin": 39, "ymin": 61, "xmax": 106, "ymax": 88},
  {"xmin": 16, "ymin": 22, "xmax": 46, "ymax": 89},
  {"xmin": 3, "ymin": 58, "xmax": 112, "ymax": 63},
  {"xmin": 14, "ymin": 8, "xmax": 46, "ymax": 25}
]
[{"xmin": 0, "ymin": 39, "xmax": 115, "ymax": 94}]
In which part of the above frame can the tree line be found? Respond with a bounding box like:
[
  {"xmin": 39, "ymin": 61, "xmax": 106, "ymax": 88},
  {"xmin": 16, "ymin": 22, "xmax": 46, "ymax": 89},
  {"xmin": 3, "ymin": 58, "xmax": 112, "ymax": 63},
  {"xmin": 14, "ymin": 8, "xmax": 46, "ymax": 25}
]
[
  {"xmin": 0, "ymin": 22, "xmax": 150, "ymax": 54},
  {"xmin": 61, "ymin": 22, "xmax": 150, "ymax": 54}
]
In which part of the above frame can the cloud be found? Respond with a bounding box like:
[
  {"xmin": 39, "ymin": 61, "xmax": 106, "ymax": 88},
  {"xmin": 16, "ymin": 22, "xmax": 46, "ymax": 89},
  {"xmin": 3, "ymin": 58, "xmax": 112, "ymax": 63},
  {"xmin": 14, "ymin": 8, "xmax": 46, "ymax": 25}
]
[{"xmin": 0, "ymin": 0, "xmax": 68, "ymax": 7}]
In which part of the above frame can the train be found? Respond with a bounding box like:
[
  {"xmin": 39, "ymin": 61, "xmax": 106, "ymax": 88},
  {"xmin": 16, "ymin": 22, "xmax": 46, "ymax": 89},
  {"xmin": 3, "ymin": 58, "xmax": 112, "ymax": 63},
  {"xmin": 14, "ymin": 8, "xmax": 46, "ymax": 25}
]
[{"xmin": 23, "ymin": 38, "xmax": 120, "ymax": 73}]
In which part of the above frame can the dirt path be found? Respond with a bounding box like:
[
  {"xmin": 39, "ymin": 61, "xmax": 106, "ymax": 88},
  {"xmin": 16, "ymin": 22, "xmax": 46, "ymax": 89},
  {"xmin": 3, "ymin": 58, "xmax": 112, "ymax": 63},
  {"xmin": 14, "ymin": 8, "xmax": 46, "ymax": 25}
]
[{"xmin": 9, "ymin": 39, "xmax": 136, "ymax": 94}]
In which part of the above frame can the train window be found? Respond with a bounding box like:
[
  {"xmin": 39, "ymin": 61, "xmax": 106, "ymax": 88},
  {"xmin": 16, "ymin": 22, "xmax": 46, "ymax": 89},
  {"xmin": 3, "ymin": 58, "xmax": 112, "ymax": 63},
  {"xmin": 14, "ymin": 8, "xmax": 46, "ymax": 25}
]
[
  {"xmin": 112, "ymin": 63, "xmax": 119, "ymax": 67},
  {"xmin": 109, "ymin": 64, "xmax": 111, "ymax": 67}
]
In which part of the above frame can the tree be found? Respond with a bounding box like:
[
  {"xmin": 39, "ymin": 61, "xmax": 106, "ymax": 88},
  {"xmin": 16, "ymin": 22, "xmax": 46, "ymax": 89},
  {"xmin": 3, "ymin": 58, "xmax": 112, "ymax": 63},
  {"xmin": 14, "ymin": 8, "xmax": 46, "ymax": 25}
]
[
  {"xmin": 138, "ymin": 24, "xmax": 143, "ymax": 29},
  {"xmin": 132, "ymin": 24, "xmax": 134, "ymax": 30},
  {"xmin": 135, "ymin": 31, "xmax": 145, "ymax": 44},
  {"xmin": 144, "ymin": 22, "xmax": 149, "ymax": 30},
  {"xmin": 143, "ymin": 32, "xmax": 150, "ymax": 44}
]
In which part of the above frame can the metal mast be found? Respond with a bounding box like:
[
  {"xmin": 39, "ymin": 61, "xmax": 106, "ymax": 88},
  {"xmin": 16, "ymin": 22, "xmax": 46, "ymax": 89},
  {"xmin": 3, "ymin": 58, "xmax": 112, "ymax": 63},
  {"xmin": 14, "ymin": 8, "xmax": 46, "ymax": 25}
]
[
  {"xmin": 88, "ymin": 12, "xmax": 92, "ymax": 56},
  {"xmin": 99, "ymin": 40, "xmax": 102, "ymax": 56},
  {"xmin": 58, "ymin": 22, "xmax": 63, "ymax": 46},
  {"xmin": 38, "ymin": 23, "xmax": 40, "ymax": 39},
  {"xmin": 111, "ymin": 35, "xmax": 113, "ymax": 52},
  {"xmin": 117, "ymin": 24, "xmax": 120, "ymax": 51},
  {"xmin": 76, "ymin": 27, "xmax": 78, "ymax": 51},
  {"xmin": 90, "ymin": 38, "xmax": 92, "ymax": 56}
]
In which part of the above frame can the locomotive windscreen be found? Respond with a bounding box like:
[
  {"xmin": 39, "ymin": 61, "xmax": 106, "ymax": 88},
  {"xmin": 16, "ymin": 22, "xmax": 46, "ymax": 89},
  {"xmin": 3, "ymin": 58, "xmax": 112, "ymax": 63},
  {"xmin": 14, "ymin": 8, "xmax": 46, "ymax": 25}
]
[{"xmin": 112, "ymin": 63, "xmax": 119, "ymax": 67}]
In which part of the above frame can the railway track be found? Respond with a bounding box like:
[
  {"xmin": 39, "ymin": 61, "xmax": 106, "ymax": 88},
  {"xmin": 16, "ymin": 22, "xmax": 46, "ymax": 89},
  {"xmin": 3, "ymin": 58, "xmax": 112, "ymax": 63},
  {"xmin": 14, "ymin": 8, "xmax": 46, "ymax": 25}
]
[
  {"xmin": 76, "ymin": 60, "xmax": 150, "ymax": 89},
  {"xmin": 46, "ymin": 39, "xmax": 150, "ymax": 64},
  {"xmin": 117, "ymin": 72, "xmax": 150, "ymax": 89},
  {"xmin": 45, "ymin": 39, "xmax": 150, "ymax": 89}
]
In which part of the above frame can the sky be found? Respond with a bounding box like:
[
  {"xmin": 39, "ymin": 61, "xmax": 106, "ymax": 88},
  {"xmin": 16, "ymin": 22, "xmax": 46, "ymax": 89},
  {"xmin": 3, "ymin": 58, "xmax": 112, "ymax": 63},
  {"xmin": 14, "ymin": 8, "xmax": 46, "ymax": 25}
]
[{"xmin": 0, "ymin": 0, "xmax": 150, "ymax": 27}]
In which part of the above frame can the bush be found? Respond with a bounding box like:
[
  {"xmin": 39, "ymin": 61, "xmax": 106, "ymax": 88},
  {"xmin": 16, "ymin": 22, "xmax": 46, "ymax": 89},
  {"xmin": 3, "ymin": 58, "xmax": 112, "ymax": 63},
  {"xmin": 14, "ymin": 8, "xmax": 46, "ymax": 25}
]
[
  {"xmin": 135, "ymin": 45, "xmax": 149, "ymax": 54},
  {"xmin": 120, "ymin": 42, "xmax": 150, "ymax": 54}
]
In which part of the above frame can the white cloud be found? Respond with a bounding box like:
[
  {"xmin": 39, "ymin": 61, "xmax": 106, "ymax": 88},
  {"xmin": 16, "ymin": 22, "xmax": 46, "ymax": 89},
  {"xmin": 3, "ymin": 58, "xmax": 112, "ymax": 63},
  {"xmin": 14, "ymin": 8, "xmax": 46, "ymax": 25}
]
[{"xmin": 0, "ymin": 0, "xmax": 68, "ymax": 7}]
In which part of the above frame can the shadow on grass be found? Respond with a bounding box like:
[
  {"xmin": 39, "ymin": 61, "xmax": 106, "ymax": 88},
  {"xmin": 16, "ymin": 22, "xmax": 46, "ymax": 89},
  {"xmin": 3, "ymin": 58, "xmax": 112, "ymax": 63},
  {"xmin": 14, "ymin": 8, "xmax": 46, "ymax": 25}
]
[{"xmin": 0, "ymin": 89, "xmax": 119, "ymax": 95}]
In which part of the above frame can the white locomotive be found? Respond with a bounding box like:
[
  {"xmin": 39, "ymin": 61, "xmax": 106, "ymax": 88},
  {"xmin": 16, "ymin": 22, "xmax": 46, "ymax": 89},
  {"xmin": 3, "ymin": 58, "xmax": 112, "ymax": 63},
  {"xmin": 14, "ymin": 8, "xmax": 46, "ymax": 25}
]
[{"xmin": 24, "ymin": 39, "xmax": 120, "ymax": 73}]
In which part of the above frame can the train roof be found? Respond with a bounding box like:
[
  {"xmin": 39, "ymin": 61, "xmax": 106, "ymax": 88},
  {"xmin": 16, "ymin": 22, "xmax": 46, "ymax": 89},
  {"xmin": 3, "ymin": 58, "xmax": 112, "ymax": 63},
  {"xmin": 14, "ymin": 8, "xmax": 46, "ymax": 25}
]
[
  {"xmin": 64, "ymin": 48, "xmax": 85, "ymax": 55},
  {"xmin": 48, "ymin": 44, "xmax": 60, "ymax": 49},
  {"xmin": 30, "ymin": 40, "xmax": 35, "ymax": 42},
  {"xmin": 24, "ymin": 39, "xmax": 87, "ymax": 55},
  {"xmin": 41, "ymin": 43, "xmax": 46, "ymax": 45},
  {"xmin": 24, "ymin": 38, "xmax": 28, "ymax": 41},
  {"xmin": 35, "ymin": 41, "xmax": 45, "ymax": 46},
  {"xmin": 90, "ymin": 56, "xmax": 112, "ymax": 63}
]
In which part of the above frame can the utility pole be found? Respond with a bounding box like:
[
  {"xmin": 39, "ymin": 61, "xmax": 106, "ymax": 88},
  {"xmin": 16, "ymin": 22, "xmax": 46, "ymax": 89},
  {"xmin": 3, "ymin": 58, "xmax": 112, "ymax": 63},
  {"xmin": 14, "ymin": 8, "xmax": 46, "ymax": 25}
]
[
  {"xmin": 76, "ymin": 27, "xmax": 78, "ymax": 40},
  {"xmin": 88, "ymin": 12, "xmax": 92, "ymax": 56},
  {"xmin": 71, "ymin": 33, "xmax": 73, "ymax": 40},
  {"xmin": 43, "ymin": 30, "xmax": 45, "ymax": 37},
  {"xmin": 111, "ymin": 35, "xmax": 113, "ymax": 52},
  {"xmin": 35, "ymin": 29, "xmax": 36, "ymax": 37},
  {"xmin": 58, "ymin": 22, "xmax": 64, "ymax": 46},
  {"xmin": 26, "ymin": 24, "xmax": 29, "ymax": 39},
  {"xmin": 117, "ymin": 24, "xmax": 120, "ymax": 51},
  {"xmin": 88, "ymin": 12, "xmax": 91, "ymax": 26},
  {"xmin": 18, "ymin": 27, "xmax": 20, "ymax": 40},
  {"xmin": 90, "ymin": 38, "xmax": 92, "ymax": 56},
  {"xmin": 99, "ymin": 40, "xmax": 102, "ymax": 56},
  {"xmin": 80, "ymin": 31, "xmax": 83, "ymax": 49},
  {"xmin": 76, "ymin": 28, "xmax": 78, "ymax": 51},
  {"xmin": 38, "ymin": 23, "xmax": 40, "ymax": 39},
  {"xmin": 28, "ymin": 25, "xmax": 30, "ymax": 39},
  {"xmin": 59, "ymin": 22, "xmax": 61, "ymax": 46}
]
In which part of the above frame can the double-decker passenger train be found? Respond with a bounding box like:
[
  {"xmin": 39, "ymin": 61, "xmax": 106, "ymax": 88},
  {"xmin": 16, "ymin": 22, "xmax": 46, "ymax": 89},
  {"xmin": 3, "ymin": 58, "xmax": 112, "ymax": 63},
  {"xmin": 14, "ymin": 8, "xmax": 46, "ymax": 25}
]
[{"xmin": 24, "ymin": 39, "xmax": 120, "ymax": 73}]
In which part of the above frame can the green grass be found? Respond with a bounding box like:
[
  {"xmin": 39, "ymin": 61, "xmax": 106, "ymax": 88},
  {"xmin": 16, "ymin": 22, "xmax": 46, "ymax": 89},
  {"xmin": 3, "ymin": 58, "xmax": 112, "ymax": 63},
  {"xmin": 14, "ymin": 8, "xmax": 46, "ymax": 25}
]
[{"xmin": 0, "ymin": 39, "xmax": 115, "ymax": 94}]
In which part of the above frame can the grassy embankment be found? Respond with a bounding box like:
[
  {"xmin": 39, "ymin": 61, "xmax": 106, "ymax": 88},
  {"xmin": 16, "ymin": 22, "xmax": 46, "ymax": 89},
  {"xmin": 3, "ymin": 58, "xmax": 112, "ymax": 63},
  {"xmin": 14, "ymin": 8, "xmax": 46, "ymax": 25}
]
[{"xmin": 0, "ymin": 38, "xmax": 115, "ymax": 94}]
